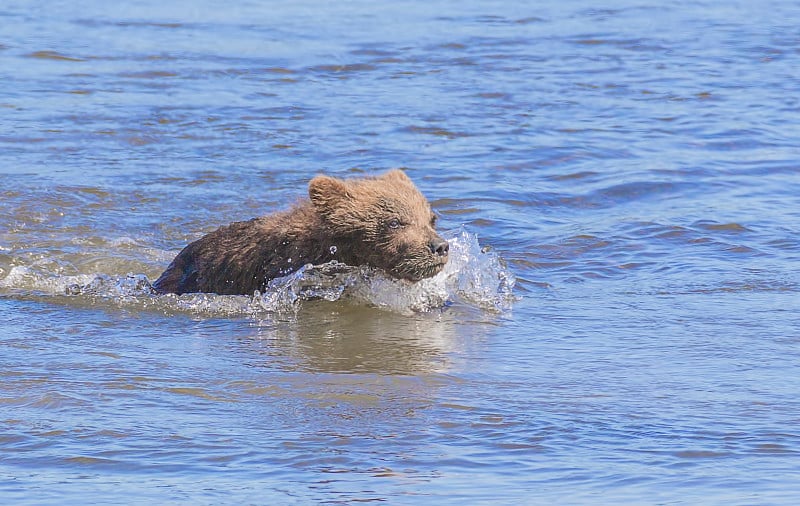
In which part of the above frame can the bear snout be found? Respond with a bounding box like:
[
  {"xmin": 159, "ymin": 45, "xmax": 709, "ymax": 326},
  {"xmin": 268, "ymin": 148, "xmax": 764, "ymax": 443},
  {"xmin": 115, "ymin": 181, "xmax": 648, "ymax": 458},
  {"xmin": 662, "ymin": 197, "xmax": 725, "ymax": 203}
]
[{"xmin": 429, "ymin": 236, "xmax": 449, "ymax": 257}]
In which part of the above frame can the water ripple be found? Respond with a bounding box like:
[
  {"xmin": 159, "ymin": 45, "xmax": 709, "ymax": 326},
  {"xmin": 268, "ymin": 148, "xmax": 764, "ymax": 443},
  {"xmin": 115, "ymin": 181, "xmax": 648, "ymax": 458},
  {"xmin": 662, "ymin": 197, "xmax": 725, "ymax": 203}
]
[{"xmin": 3, "ymin": 0, "xmax": 800, "ymax": 503}]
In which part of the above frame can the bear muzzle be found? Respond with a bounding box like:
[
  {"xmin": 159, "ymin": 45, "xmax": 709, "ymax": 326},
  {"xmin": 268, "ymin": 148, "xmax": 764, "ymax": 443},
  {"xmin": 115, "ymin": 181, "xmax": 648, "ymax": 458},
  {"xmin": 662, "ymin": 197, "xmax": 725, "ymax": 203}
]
[{"xmin": 429, "ymin": 236, "xmax": 450, "ymax": 257}]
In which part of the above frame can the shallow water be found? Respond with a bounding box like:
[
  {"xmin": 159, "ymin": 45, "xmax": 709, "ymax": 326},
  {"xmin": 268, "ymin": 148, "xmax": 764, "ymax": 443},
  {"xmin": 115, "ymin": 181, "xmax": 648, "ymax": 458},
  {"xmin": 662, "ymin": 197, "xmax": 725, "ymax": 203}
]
[{"xmin": 2, "ymin": 0, "xmax": 800, "ymax": 504}]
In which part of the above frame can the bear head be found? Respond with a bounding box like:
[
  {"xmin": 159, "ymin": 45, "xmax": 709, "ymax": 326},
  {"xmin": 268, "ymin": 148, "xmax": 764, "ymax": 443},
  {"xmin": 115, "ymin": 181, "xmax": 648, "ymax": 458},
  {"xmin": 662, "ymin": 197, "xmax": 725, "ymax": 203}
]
[{"xmin": 308, "ymin": 169, "xmax": 449, "ymax": 281}]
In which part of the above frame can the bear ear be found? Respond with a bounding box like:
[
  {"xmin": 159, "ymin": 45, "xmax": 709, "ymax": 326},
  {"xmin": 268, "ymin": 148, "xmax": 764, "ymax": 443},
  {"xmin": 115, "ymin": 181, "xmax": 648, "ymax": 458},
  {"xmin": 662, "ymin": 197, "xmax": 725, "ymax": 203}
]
[
  {"xmin": 309, "ymin": 175, "xmax": 350, "ymax": 214},
  {"xmin": 382, "ymin": 169, "xmax": 413, "ymax": 185}
]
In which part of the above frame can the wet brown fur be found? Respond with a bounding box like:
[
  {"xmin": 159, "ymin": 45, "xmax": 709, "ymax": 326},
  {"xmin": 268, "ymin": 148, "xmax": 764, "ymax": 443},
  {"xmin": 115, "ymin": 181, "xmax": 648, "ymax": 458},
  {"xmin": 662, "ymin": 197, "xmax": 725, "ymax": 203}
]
[{"xmin": 153, "ymin": 170, "xmax": 449, "ymax": 295}]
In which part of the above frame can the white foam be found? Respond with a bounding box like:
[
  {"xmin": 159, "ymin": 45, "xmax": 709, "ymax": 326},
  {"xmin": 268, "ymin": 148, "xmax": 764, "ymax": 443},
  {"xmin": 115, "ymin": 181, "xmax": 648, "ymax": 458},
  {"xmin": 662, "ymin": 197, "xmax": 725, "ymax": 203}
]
[
  {"xmin": 0, "ymin": 229, "xmax": 515, "ymax": 317},
  {"xmin": 253, "ymin": 228, "xmax": 516, "ymax": 315},
  {"xmin": 0, "ymin": 265, "xmax": 97, "ymax": 294}
]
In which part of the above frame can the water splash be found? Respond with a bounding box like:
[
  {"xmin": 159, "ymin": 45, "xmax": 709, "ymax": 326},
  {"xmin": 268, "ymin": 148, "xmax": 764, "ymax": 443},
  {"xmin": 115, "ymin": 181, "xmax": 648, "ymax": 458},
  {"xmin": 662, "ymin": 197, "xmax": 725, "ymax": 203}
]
[
  {"xmin": 251, "ymin": 228, "xmax": 515, "ymax": 314},
  {"xmin": 65, "ymin": 273, "xmax": 155, "ymax": 298},
  {"xmin": 344, "ymin": 229, "xmax": 516, "ymax": 313},
  {"xmin": 0, "ymin": 229, "xmax": 515, "ymax": 317}
]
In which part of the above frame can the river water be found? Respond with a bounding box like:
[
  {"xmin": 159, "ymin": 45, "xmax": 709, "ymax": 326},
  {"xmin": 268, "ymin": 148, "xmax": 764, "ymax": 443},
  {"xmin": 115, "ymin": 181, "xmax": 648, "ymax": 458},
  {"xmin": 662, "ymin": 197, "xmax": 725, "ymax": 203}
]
[{"xmin": 2, "ymin": 0, "xmax": 800, "ymax": 504}]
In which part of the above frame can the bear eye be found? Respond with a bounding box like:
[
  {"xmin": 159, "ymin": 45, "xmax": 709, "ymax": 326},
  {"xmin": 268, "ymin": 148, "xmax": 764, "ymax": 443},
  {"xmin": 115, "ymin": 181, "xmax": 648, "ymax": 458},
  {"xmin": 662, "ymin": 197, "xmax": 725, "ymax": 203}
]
[{"xmin": 387, "ymin": 218, "xmax": 402, "ymax": 230}]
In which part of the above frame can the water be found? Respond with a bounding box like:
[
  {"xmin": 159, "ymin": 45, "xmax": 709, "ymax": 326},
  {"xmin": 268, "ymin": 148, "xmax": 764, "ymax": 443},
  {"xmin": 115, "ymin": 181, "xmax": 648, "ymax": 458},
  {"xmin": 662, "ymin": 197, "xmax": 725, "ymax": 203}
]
[{"xmin": 2, "ymin": 0, "xmax": 800, "ymax": 503}]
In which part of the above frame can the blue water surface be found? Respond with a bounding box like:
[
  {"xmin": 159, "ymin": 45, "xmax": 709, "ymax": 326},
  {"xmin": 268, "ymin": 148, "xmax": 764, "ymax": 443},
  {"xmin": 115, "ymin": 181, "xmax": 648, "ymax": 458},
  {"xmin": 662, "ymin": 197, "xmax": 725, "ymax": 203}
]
[{"xmin": 2, "ymin": 0, "xmax": 800, "ymax": 504}]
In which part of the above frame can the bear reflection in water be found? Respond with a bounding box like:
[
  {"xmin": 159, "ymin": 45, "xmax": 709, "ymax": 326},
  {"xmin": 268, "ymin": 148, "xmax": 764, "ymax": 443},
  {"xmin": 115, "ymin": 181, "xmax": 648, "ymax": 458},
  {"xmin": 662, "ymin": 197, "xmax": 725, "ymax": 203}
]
[{"xmin": 153, "ymin": 170, "xmax": 449, "ymax": 295}]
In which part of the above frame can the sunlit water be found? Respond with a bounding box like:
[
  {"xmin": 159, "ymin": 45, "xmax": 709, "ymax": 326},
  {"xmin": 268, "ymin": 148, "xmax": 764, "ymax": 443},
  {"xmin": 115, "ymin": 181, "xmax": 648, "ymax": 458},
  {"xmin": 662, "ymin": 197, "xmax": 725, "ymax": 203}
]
[{"xmin": 2, "ymin": 0, "xmax": 800, "ymax": 504}]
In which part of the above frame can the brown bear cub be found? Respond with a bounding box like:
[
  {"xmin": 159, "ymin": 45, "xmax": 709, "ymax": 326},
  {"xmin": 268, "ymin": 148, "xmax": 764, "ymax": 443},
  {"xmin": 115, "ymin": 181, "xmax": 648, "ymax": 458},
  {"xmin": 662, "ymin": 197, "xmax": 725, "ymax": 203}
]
[{"xmin": 153, "ymin": 170, "xmax": 449, "ymax": 295}]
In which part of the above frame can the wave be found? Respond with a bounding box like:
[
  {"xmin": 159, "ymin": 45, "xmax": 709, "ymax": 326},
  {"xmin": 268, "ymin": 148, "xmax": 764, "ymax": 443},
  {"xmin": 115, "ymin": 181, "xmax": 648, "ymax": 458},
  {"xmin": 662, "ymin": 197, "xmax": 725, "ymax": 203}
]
[{"xmin": 0, "ymin": 229, "xmax": 515, "ymax": 317}]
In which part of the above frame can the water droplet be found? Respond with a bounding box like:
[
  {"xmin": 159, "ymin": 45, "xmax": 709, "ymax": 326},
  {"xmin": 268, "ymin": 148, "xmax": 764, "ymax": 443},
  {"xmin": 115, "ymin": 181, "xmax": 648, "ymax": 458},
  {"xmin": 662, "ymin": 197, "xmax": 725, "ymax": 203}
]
[{"xmin": 329, "ymin": 245, "xmax": 338, "ymax": 255}]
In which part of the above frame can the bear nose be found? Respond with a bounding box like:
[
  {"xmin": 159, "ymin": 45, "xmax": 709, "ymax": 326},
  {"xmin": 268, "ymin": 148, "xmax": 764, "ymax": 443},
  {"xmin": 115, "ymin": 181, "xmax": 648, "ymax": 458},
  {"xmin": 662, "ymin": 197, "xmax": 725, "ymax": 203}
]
[{"xmin": 429, "ymin": 237, "xmax": 449, "ymax": 257}]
